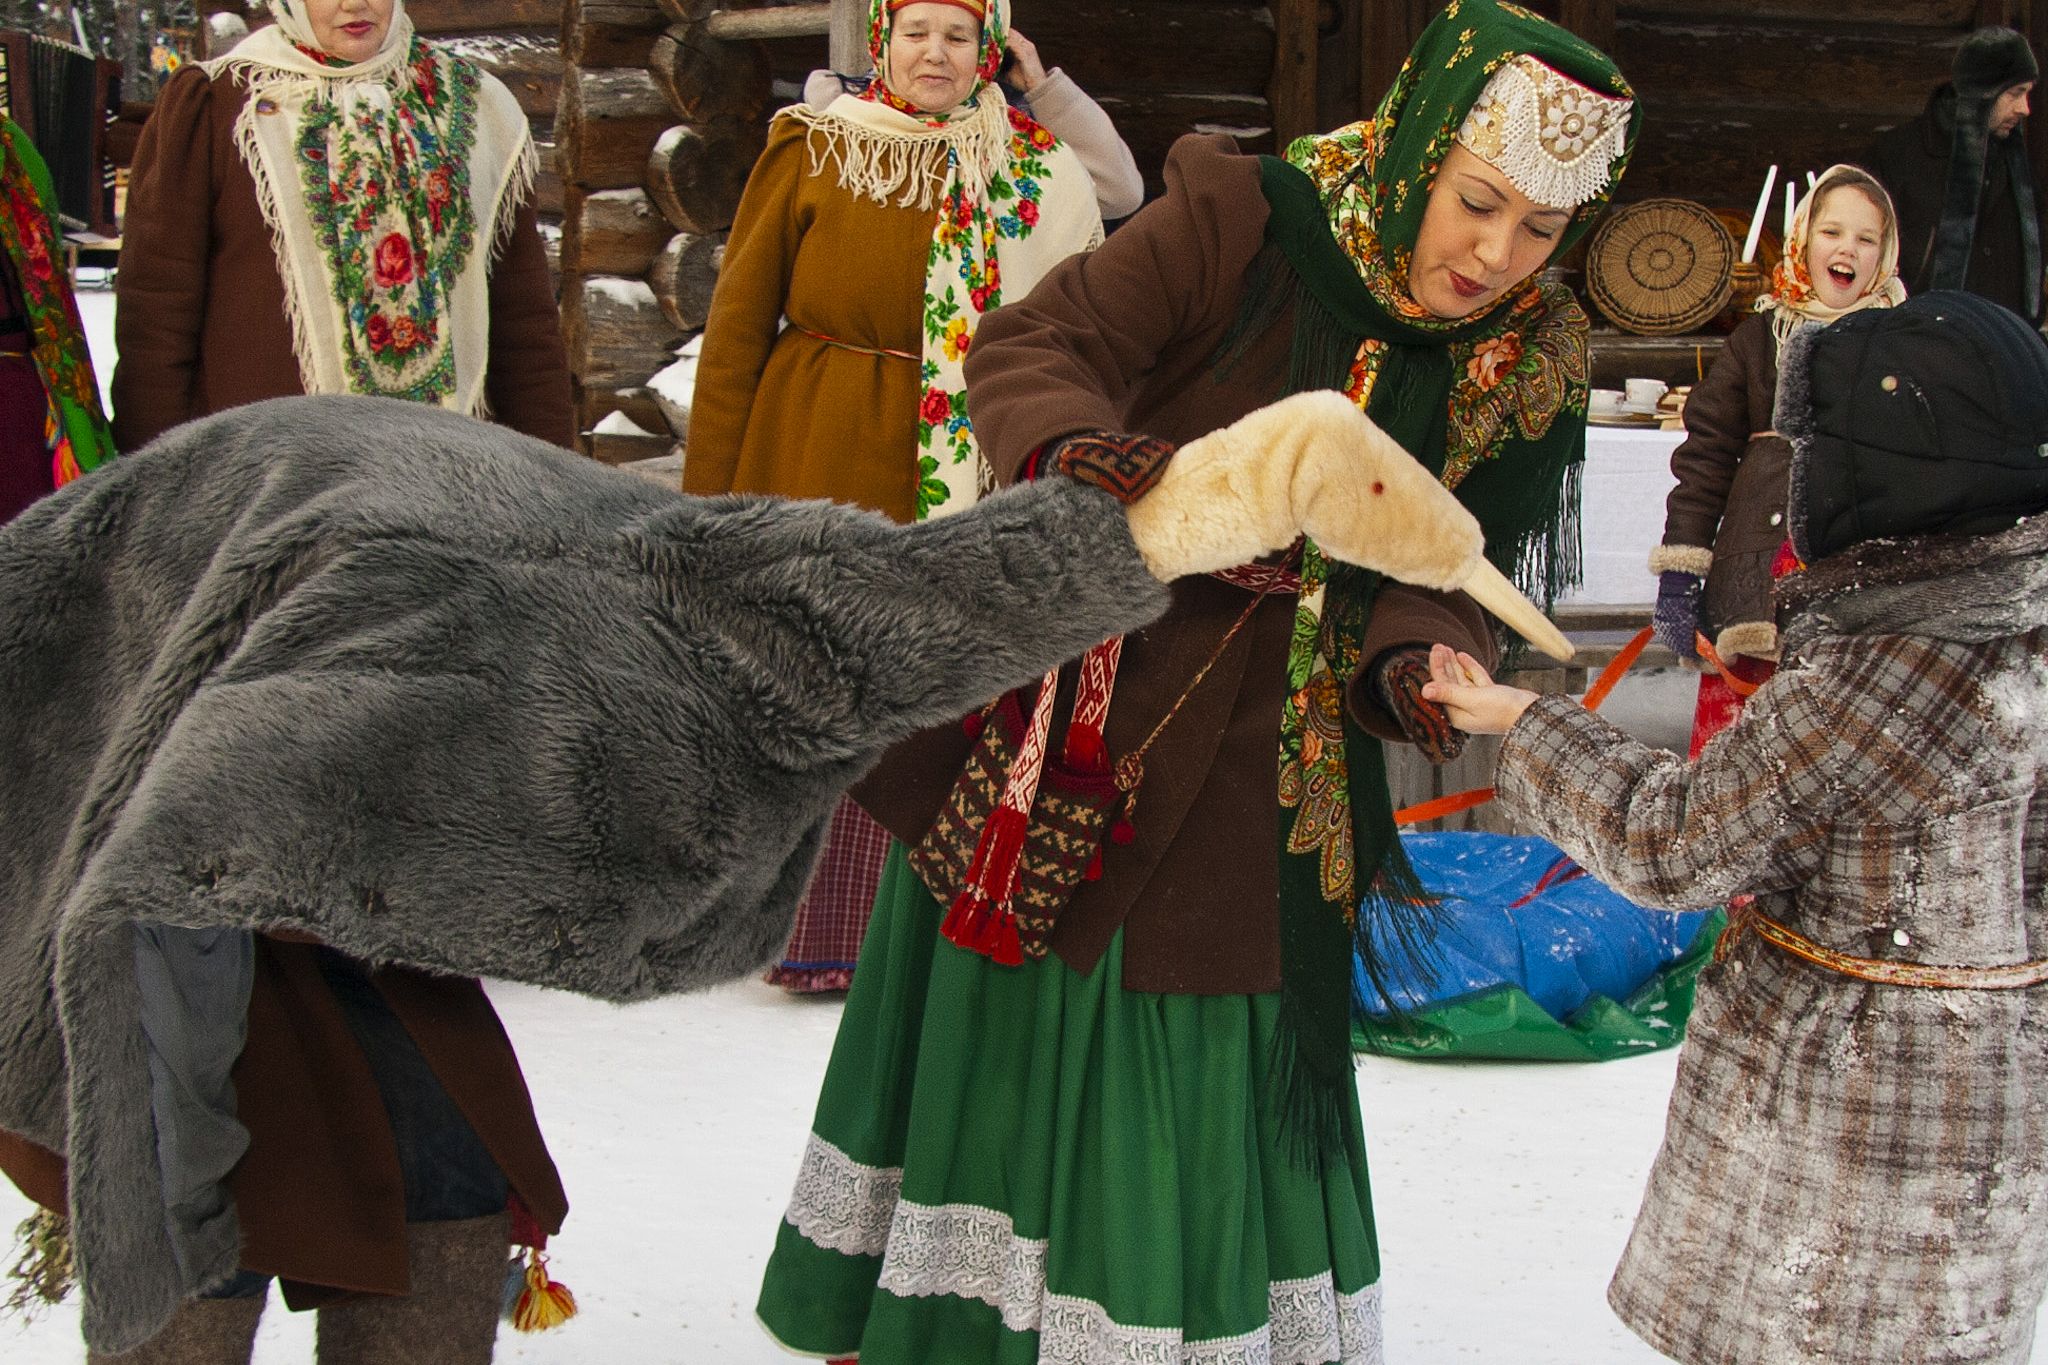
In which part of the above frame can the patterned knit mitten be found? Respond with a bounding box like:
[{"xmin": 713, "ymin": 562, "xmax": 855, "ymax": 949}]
[
  {"xmin": 1651, "ymin": 570, "xmax": 1703, "ymax": 661},
  {"xmin": 1372, "ymin": 647, "xmax": 1466, "ymax": 764}
]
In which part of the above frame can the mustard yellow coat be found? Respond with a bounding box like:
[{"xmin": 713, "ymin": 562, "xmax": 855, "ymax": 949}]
[{"xmin": 685, "ymin": 117, "xmax": 935, "ymax": 522}]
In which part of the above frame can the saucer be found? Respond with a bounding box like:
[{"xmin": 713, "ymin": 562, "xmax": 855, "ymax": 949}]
[{"xmin": 1587, "ymin": 410, "xmax": 1661, "ymax": 428}]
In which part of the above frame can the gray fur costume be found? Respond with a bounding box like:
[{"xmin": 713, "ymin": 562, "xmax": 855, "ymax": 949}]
[{"xmin": 0, "ymin": 395, "xmax": 1172, "ymax": 1351}]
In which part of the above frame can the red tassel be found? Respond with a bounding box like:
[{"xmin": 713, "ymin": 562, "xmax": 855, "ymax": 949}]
[
  {"xmin": 1110, "ymin": 817, "xmax": 1135, "ymax": 846},
  {"xmin": 1063, "ymin": 723, "xmax": 1108, "ymax": 774},
  {"xmin": 963, "ymin": 712, "xmax": 985, "ymax": 739},
  {"xmin": 969, "ymin": 806, "xmax": 1028, "ymax": 892}
]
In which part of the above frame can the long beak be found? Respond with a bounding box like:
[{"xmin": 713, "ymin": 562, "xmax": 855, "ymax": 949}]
[{"xmin": 1458, "ymin": 558, "xmax": 1575, "ymax": 662}]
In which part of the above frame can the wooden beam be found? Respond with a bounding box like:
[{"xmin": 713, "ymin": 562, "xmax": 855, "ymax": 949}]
[
  {"xmin": 1269, "ymin": 0, "xmax": 1320, "ymax": 150},
  {"xmin": 651, "ymin": 24, "xmax": 773, "ymax": 124},
  {"xmin": 704, "ymin": 5, "xmax": 832, "ymax": 42},
  {"xmin": 407, "ymin": 0, "xmax": 562, "ymax": 33},
  {"xmin": 831, "ymin": 0, "xmax": 867, "ymax": 74},
  {"xmin": 1360, "ymin": 0, "xmax": 1428, "ymax": 118},
  {"xmin": 555, "ymin": 65, "xmax": 675, "ymax": 191},
  {"xmin": 1558, "ymin": 0, "xmax": 1616, "ymax": 54}
]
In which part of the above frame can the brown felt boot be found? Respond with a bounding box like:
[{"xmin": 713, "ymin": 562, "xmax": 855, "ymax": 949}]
[
  {"xmin": 86, "ymin": 1294, "xmax": 265, "ymax": 1365},
  {"xmin": 314, "ymin": 1213, "xmax": 511, "ymax": 1365}
]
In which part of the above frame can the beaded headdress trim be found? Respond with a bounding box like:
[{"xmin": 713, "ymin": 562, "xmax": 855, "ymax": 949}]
[{"xmin": 1454, "ymin": 54, "xmax": 1632, "ymax": 209}]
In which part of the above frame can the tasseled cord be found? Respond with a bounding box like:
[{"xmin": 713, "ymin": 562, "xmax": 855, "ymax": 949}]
[
  {"xmin": 4, "ymin": 1207, "xmax": 74, "ymax": 1320},
  {"xmin": 503, "ymin": 1200, "xmax": 577, "ymax": 1332}
]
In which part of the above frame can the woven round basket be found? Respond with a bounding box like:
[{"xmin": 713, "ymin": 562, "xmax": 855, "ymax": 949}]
[{"xmin": 1586, "ymin": 198, "xmax": 1737, "ymax": 335}]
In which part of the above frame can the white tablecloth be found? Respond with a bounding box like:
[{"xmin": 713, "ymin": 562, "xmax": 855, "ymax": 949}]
[{"xmin": 1565, "ymin": 423, "xmax": 1684, "ymax": 606}]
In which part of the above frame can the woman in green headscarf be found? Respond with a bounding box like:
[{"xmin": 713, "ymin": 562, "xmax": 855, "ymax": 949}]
[
  {"xmin": 0, "ymin": 113, "xmax": 113, "ymax": 523},
  {"xmin": 758, "ymin": 3, "xmax": 1636, "ymax": 1359}
]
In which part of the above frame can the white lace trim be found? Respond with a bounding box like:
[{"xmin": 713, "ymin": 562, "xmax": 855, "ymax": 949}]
[
  {"xmin": 1454, "ymin": 53, "xmax": 1631, "ymax": 210},
  {"xmin": 870, "ymin": 1195, "xmax": 1386, "ymax": 1364},
  {"xmin": 783, "ymin": 1133, "xmax": 902, "ymax": 1257}
]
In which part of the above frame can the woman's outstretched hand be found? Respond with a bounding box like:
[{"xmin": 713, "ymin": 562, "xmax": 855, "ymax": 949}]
[{"xmin": 1420, "ymin": 643, "xmax": 1541, "ymax": 735}]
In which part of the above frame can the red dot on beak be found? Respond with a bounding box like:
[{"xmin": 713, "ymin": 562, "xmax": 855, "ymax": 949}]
[{"xmin": 1372, "ymin": 481, "xmax": 1385, "ymax": 495}]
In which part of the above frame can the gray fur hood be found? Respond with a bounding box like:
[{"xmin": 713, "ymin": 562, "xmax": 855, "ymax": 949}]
[{"xmin": 0, "ymin": 396, "xmax": 1169, "ymax": 1349}]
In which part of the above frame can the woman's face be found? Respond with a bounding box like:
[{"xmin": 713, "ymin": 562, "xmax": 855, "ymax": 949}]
[
  {"xmin": 1805, "ymin": 185, "xmax": 1887, "ymax": 310},
  {"xmin": 885, "ymin": 3, "xmax": 982, "ymax": 115},
  {"xmin": 1407, "ymin": 144, "xmax": 1573, "ymax": 319},
  {"xmin": 303, "ymin": 0, "xmax": 395, "ymax": 63}
]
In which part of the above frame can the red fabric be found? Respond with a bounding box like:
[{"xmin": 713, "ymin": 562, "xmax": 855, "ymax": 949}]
[
  {"xmin": 766, "ymin": 798, "xmax": 893, "ymax": 993},
  {"xmin": 0, "ymin": 351, "xmax": 52, "ymax": 524},
  {"xmin": 1688, "ymin": 655, "xmax": 1777, "ymax": 759}
]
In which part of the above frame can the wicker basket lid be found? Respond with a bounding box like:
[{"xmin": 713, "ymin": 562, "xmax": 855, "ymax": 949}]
[{"xmin": 1586, "ymin": 198, "xmax": 1737, "ymax": 336}]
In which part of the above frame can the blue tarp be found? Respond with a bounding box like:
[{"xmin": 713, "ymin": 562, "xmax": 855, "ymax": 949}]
[{"xmin": 1355, "ymin": 831, "xmax": 1715, "ymax": 1020}]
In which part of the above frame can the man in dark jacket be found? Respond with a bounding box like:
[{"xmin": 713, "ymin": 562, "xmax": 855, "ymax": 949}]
[{"xmin": 1862, "ymin": 26, "xmax": 2043, "ymax": 323}]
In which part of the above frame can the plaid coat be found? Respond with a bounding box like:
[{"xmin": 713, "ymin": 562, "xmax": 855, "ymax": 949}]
[{"xmin": 1497, "ymin": 514, "xmax": 2048, "ymax": 1364}]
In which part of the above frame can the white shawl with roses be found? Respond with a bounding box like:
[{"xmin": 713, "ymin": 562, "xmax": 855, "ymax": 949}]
[{"xmin": 206, "ymin": 0, "xmax": 535, "ymax": 415}]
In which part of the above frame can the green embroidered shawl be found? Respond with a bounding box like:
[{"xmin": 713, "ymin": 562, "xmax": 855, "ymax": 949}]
[
  {"xmin": 0, "ymin": 116, "xmax": 113, "ymax": 484},
  {"xmin": 1232, "ymin": 0, "xmax": 1637, "ymax": 1161}
]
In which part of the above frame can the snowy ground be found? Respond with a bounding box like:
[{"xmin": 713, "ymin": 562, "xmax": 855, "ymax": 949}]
[{"xmin": 11, "ymin": 286, "xmax": 2040, "ymax": 1362}]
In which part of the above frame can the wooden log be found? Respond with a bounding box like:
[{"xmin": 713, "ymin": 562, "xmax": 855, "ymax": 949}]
[
  {"xmin": 1622, "ymin": 0, "xmax": 1973, "ymax": 23},
  {"xmin": 588, "ymin": 429, "xmax": 678, "ymax": 466},
  {"xmin": 562, "ymin": 0, "xmax": 667, "ymax": 67},
  {"xmin": 434, "ymin": 32, "xmax": 561, "ymax": 119},
  {"xmin": 656, "ymin": 0, "xmax": 719, "ymax": 22},
  {"xmin": 1610, "ymin": 17, "xmax": 1956, "ymax": 122},
  {"xmin": 647, "ymin": 122, "xmax": 763, "ymax": 234},
  {"xmin": 561, "ymin": 187, "xmax": 673, "ymax": 278},
  {"xmin": 651, "ymin": 25, "xmax": 773, "ymax": 125},
  {"xmin": 648, "ymin": 231, "xmax": 726, "ymax": 331},
  {"xmin": 1558, "ymin": 0, "xmax": 1616, "ymax": 52},
  {"xmin": 1613, "ymin": 103, "xmax": 1911, "ymax": 212},
  {"xmin": 1360, "ymin": 0, "xmax": 1431, "ymax": 113},
  {"xmin": 563, "ymin": 275, "xmax": 686, "ymax": 390},
  {"xmin": 578, "ymin": 383, "xmax": 675, "ymax": 440},
  {"xmin": 704, "ymin": 4, "xmax": 831, "ymax": 42},
  {"xmin": 556, "ymin": 65, "xmax": 676, "ymax": 192},
  {"xmin": 533, "ymin": 138, "xmax": 566, "ymax": 217},
  {"xmin": 1000, "ymin": 3, "xmax": 1275, "ymax": 97},
  {"xmin": 1268, "ymin": 0, "xmax": 1319, "ymax": 151},
  {"xmin": 830, "ymin": 0, "xmax": 866, "ymax": 73},
  {"xmin": 408, "ymin": 0, "xmax": 563, "ymax": 33}
]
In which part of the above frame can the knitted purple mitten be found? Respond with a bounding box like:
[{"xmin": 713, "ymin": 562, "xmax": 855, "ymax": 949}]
[{"xmin": 1651, "ymin": 570, "xmax": 1703, "ymax": 661}]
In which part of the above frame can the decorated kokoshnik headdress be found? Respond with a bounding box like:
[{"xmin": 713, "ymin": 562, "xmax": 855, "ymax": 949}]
[
  {"xmin": 781, "ymin": 0, "xmax": 1101, "ymax": 520},
  {"xmin": 1760, "ymin": 164, "xmax": 1906, "ymax": 350},
  {"xmin": 206, "ymin": 1, "xmax": 537, "ymax": 415},
  {"xmin": 1230, "ymin": 0, "xmax": 1636, "ymax": 1163}
]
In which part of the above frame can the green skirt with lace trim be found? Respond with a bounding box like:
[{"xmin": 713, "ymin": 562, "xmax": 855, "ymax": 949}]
[{"xmin": 757, "ymin": 843, "xmax": 1386, "ymax": 1364}]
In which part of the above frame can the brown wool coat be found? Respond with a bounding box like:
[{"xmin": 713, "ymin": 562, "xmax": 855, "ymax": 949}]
[
  {"xmin": 1658, "ymin": 314, "xmax": 1794, "ymax": 661},
  {"xmin": 5, "ymin": 60, "xmax": 576, "ymax": 1302},
  {"xmin": 684, "ymin": 116, "xmax": 937, "ymax": 522},
  {"xmin": 1499, "ymin": 516, "xmax": 2048, "ymax": 1363},
  {"xmin": 109, "ymin": 64, "xmax": 575, "ymax": 454},
  {"xmin": 855, "ymin": 135, "xmax": 1507, "ymax": 996}
]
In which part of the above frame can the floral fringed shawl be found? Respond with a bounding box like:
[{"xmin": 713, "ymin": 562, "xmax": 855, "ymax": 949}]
[
  {"xmin": 0, "ymin": 116, "xmax": 112, "ymax": 484},
  {"xmin": 780, "ymin": 0, "xmax": 1101, "ymax": 520},
  {"xmin": 205, "ymin": 0, "xmax": 536, "ymax": 416},
  {"xmin": 1222, "ymin": 0, "xmax": 1637, "ymax": 1161}
]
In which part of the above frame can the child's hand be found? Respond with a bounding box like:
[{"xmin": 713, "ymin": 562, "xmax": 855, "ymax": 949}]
[{"xmin": 1420, "ymin": 644, "xmax": 1541, "ymax": 735}]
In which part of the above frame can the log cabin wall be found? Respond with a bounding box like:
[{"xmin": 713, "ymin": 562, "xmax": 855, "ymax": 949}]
[{"xmin": 548, "ymin": 0, "xmax": 2048, "ymax": 460}]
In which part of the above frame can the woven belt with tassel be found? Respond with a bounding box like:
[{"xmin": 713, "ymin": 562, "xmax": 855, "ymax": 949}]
[{"xmin": 1718, "ymin": 901, "xmax": 2048, "ymax": 989}]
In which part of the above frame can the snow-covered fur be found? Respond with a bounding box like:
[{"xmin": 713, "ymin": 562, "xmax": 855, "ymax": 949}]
[
  {"xmin": 0, "ymin": 395, "xmax": 1173, "ymax": 1352},
  {"xmin": 1497, "ymin": 512, "xmax": 2048, "ymax": 1362}
]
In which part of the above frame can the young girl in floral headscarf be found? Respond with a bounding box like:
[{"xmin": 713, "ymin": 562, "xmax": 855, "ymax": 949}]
[{"xmin": 1650, "ymin": 165, "xmax": 1905, "ymax": 752}]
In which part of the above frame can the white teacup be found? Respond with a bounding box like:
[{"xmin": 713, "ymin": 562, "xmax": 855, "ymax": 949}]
[
  {"xmin": 1625, "ymin": 378, "xmax": 1669, "ymax": 410},
  {"xmin": 1589, "ymin": 387, "xmax": 1625, "ymax": 417}
]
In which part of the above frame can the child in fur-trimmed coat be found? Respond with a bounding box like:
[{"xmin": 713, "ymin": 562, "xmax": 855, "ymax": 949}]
[{"xmin": 1427, "ymin": 291, "xmax": 2048, "ymax": 1364}]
